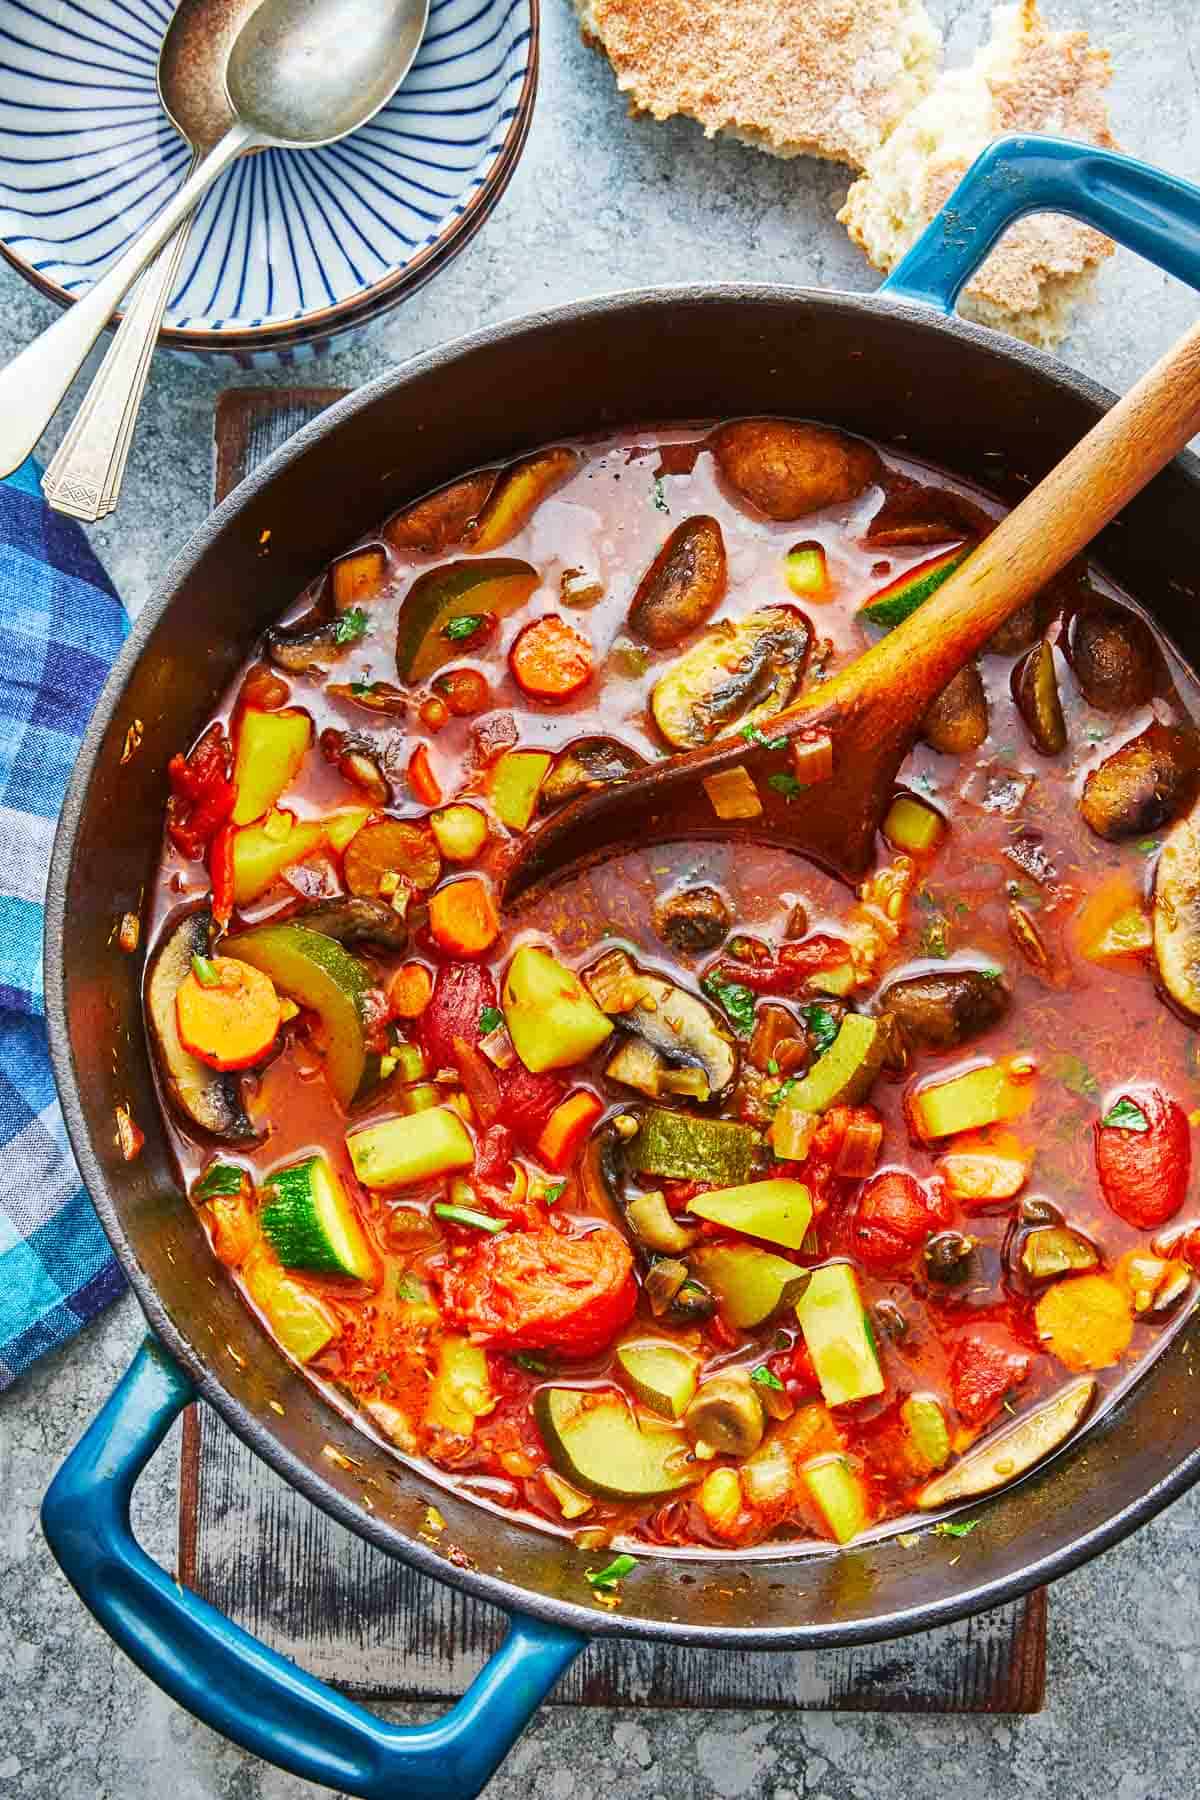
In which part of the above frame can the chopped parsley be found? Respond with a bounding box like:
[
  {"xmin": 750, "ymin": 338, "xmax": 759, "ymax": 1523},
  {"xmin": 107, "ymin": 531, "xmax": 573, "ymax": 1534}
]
[
  {"xmin": 442, "ymin": 612, "xmax": 486, "ymax": 641},
  {"xmin": 651, "ymin": 476, "xmax": 669, "ymax": 513},
  {"xmin": 395, "ymin": 1274, "xmax": 428, "ymax": 1303},
  {"xmin": 478, "ymin": 1005, "xmax": 504, "ymax": 1034},
  {"xmin": 767, "ymin": 1058, "xmax": 780, "ymax": 1076},
  {"xmin": 1055, "ymin": 1053, "xmax": 1100, "ymax": 1100},
  {"xmin": 750, "ymin": 1365, "xmax": 784, "ymax": 1391},
  {"xmin": 701, "ymin": 971, "xmax": 756, "ymax": 1037},
  {"xmin": 740, "ymin": 723, "xmax": 787, "ymax": 751},
  {"xmin": 933, "ymin": 1519, "xmax": 979, "ymax": 1539},
  {"xmin": 801, "ymin": 1002, "xmax": 839, "ymax": 1057},
  {"xmin": 190, "ymin": 954, "xmax": 220, "ymax": 988},
  {"xmin": 586, "ymin": 1552, "xmax": 637, "ymax": 1591},
  {"xmin": 542, "ymin": 1181, "xmax": 566, "ymax": 1206},
  {"xmin": 192, "ymin": 1163, "xmax": 244, "ymax": 1201},
  {"xmin": 1101, "ymin": 1097, "xmax": 1150, "ymax": 1132},
  {"xmin": 350, "ymin": 678, "xmax": 375, "ymax": 696},
  {"xmin": 1135, "ymin": 838, "xmax": 1161, "ymax": 856},
  {"xmin": 333, "ymin": 607, "xmax": 370, "ymax": 645},
  {"xmin": 767, "ymin": 771, "xmax": 804, "ymax": 801},
  {"xmin": 512, "ymin": 1351, "xmax": 550, "ymax": 1374}
]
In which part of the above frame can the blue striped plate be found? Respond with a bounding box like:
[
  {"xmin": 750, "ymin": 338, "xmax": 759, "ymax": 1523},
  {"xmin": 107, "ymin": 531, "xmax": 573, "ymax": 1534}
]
[{"xmin": 0, "ymin": 0, "xmax": 537, "ymax": 364}]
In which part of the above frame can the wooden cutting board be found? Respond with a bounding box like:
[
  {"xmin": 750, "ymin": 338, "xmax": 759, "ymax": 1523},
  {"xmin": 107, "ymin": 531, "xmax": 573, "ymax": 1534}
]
[{"xmin": 176, "ymin": 387, "xmax": 1047, "ymax": 1713}]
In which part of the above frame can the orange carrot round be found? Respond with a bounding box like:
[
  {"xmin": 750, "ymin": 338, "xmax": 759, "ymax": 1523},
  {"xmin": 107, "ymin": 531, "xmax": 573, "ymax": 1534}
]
[
  {"xmin": 176, "ymin": 955, "xmax": 281, "ymax": 1071},
  {"xmin": 389, "ymin": 961, "xmax": 434, "ymax": 1019},
  {"xmin": 509, "ymin": 615, "xmax": 593, "ymax": 703},
  {"xmin": 429, "ymin": 876, "xmax": 500, "ymax": 956}
]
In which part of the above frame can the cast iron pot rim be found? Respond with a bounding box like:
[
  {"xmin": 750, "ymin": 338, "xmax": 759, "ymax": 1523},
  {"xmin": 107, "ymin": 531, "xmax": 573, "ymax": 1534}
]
[{"xmin": 45, "ymin": 282, "xmax": 1200, "ymax": 1648}]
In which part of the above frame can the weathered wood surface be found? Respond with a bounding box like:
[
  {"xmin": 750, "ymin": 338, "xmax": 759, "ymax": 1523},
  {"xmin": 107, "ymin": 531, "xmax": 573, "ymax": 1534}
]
[{"xmin": 176, "ymin": 386, "xmax": 1048, "ymax": 1714}]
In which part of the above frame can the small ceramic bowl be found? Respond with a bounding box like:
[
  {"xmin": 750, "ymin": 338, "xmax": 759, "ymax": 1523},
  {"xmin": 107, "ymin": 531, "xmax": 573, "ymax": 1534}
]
[{"xmin": 0, "ymin": 0, "xmax": 537, "ymax": 365}]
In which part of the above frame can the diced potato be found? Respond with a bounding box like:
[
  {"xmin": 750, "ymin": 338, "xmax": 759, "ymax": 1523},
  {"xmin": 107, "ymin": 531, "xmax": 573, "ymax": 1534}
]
[
  {"xmin": 802, "ymin": 1455, "xmax": 871, "ymax": 1544},
  {"xmin": 232, "ymin": 708, "xmax": 312, "ymax": 826},
  {"xmin": 936, "ymin": 1127, "xmax": 1030, "ymax": 1206},
  {"xmin": 502, "ymin": 945, "xmax": 613, "ymax": 1072},
  {"xmin": 242, "ymin": 1250, "xmax": 338, "ymax": 1363},
  {"xmin": 489, "ymin": 750, "xmax": 553, "ymax": 830},
  {"xmin": 431, "ymin": 803, "xmax": 489, "ymax": 862},
  {"xmin": 883, "ymin": 793, "xmax": 944, "ymax": 854},
  {"xmin": 347, "ymin": 1107, "xmax": 474, "ymax": 1189},
  {"xmin": 699, "ymin": 1466, "xmax": 743, "ymax": 1532},
  {"xmin": 232, "ymin": 813, "xmax": 326, "ymax": 904},
  {"xmin": 909, "ymin": 1059, "xmax": 1034, "ymax": 1142}
]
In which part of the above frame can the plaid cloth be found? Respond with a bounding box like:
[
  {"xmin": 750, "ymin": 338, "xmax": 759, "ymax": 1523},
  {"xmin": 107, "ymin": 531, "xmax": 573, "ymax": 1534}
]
[{"xmin": 0, "ymin": 461, "xmax": 127, "ymax": 1388}]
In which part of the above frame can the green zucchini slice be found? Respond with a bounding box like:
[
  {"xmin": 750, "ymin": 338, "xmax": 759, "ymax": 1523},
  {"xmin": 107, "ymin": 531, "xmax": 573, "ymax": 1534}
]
[
  {"xmin": 535, "ymin": 1387, "xmax": 693, "ymax": 1499},
  {"xmin": 261, "ymin": 1153, "xmax": 375, "ymax": 1280}
]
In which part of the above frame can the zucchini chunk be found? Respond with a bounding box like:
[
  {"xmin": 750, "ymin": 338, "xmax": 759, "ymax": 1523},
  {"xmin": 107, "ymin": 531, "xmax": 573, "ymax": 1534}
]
[
  {"xmin": 627, "ymin": 1108, "xmax": 757, "ymax": 1184},
  {"xmin": 145, "ymin": 908, "xmax": 256, "ymax": 1143},
  {"xmin": 690, "ymin": 1243, "xmax": 810, "ymax": 1328},
  {"xmin": 242, "ymin": 1250, "xmax": 339, "ymax": 1363},
  {"xmin": 535, "ymin": 1388, "xmax": 693, "ymax": 1500},
  {"xmin": 347, "ymin": 1107, "xmax": 474, "ymax": 1190},
  {"xmin": 616, "ymin": 1341, "xmax": 700, "ymax": 1418},
  {"xmin": 901, "ymin": 1394, "xmax": 951, "ymax": 1472},
  {"xmin": 917, "ymin": 1376, "xmax": 1096, "ymax": 1509},
  {"xmin": 688, "ymin": 1178, "xmax": 813, "ymax": 1250},
  {"xmin": 395, "ymin": 558, "xmax": 537, "ymax": 681},
  {"xmin": 796, "ymin": 1263, "xmax": 884, "ymax": 1407},
  {"xmin": 223, "ymin": 924, "xmax": 373, "ymax": 1110},
  {"xmin": 261, "ymin": 1154, "xmax": 375, "ymax": 1280},
  {"xmin": 774, "ymin": 1014, "xmax": 884, "ymax": 1113},
  {"xmin": 802, "ymin": 1455, "xmax": 871, "ymax": 1543}
]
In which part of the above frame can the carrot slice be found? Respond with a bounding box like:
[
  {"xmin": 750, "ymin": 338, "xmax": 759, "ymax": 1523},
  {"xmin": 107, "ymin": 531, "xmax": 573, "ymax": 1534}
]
[
  {"xmin": 535, "ymin": 1090, "xmax": 604, "ymax": 1172},
  {"xmin": 175, "ymin": 955, "xmax": 281, "ymax": 1071},
  {"xmin": 429, "ymin": 876, "xmax": 501, "ymax": 956},
  {"xmin": 389, "ymin": 962, "xmax": 434, "ymax": 1019},
  {"xmin": 408, "ymin": 742, "xmax": 442, "ymax": 806},
  {"xmin": 509, "ymin": 616, "xmax": 594, "ymax": 703}
]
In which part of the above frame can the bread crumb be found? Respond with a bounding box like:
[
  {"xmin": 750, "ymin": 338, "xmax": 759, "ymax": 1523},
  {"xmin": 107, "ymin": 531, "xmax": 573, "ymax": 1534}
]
[
  {"xmin": 838, "ymin": 0, "xmax": 1117, "ymax": 347},
  {"xmin": 574, "ymin": 0, "xmax": 941, "ymax": 170}
]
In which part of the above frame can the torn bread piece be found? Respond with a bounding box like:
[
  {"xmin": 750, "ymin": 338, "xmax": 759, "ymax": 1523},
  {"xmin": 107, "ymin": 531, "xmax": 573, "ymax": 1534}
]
[
  {"xmin": 573, "ymin": 0, "xmax": 941, "ymax": 171},
  {"xmin": 838, "ymin": 0, "xmax": 1118, "ymax": 348}
]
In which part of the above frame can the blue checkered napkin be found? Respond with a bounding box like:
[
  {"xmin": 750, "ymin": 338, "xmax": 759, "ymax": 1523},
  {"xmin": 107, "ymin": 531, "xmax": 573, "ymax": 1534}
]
[{"xmin": 0, "ymin": 461, "xmax": 128, "ymax": 1388}]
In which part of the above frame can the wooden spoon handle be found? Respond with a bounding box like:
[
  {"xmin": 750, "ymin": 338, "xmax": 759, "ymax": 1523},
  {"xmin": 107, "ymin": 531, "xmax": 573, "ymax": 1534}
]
[{"xmin": 815, "ymin": 314, "xmax": 1200, "ymax": 716}]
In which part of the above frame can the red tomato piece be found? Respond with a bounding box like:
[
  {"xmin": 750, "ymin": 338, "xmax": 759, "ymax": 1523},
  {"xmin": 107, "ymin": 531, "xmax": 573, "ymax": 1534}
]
[
  {"xmin": 767, "ymin": 1341, "xmax": 820, "ymax": 1404},
  {"xmin": 950, "ymin": 1332, "xmax": 1032, "ymax": 1426},
  {"xmin": 437, "ymin": 1226, "xmax": 636, "ymax": 1356},
  {"xmin": 500, "ymin": 1064, "xmax": 567, "ymax": 1150},
  {"xmin": 474, "ymin": 1121, "xmax": 515, "ymax": 1188},
  {"xmin": 1095, "ymin": 1085, "xmax": 1190, "ymax": 1229},
  {"xmin": 167, "ymin": 723, "xmax": 236, "ymax": 860},
  {"xmin": 421, "ymin": 962, "xmax": 497, "ymax": 1071},
  {"xmin": 208, "ymin": 821, "xmax": 236, "ymax": 928},
  {"xmin": 704, "ymin": 935, "xmax": 850, "ymax": 998},
  {"xmin": 850, "ymin": 1170, "xmax": 945, "ymax": 1272}
]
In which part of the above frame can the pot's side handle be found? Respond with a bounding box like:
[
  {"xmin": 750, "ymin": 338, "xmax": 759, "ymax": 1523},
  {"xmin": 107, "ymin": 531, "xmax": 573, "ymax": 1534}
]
[
  {"xmin": 882, "ymin": 134, "xmax": 1200, "ymax": 311},
  {"xmin": 42, "ymin": 1339, "xmax": 586, "ymax": 1800}
]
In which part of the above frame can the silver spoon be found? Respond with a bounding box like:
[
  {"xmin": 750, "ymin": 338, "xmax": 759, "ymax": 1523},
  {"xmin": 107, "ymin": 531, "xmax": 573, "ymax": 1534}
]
[
  {"xmin": 42, "ymin": 0, "xmax": 262, "ymax": 521},
  {"xmin": 0, "ymin": 0, "xmax": 430, "ymax": 481}
]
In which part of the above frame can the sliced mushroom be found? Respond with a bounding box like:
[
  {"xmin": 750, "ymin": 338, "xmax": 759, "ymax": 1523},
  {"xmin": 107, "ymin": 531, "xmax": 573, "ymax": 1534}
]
[
  {"xmin": 145, "ymin": 909, "xmax": 256, "ymax": 1143},
  {"xmin": 879, "ymin": 968, "xmax": 1010, "ymax": 1051},
  {"xmin": 585, "ymin": 949, "xmax": 737, "ymax": 1097},
  {"xmin": 924, "ymin": 1231, "xmax": 975, "ymax": 1285},
  {"xmin": 916, "ymin": 1376, "xmax": 1096, "ymax": 1508},
  {"xmin": 651, "ymin": 606, "xmax": 811, "ymax": 750},
  {"xmin": 319, "ymin": 728, "xmax": 393, "ymax": 807},
  {"xmin": 266, "ymin": 611, "xmax": 352, "ymax": 674},
  {"xmin": 683, "ymin": 1369, "xmax": 766, "ymax": 1458},
  {"xmin": 922, "ymin": 662, "xmax": 988, "ymax": 755},
  {"xmin": 1020, "ymin": 1226, "xmax": 1099, "ymax": 1281},
  {"xmin": 652, "ymin": 884, "xmax": 732, "ymax": 954},
  {"xmin": 605, "ymin": 1036, "xmax": 669, "ymax": 1099},
  {"xmin": 1068, "ymin": 605, "xmax": 1156, "ymax": 712},
  {"xmin": 666, "ymin": 1278, "xmax": 718, "ymax": 1327},
  {"xmin": 626, "ymin": 1190, "xmax": 701, "ymax": 1254},
  {"xmin": 538, "ymin": 737, "xmax": 645, "ymax": 812},
  {"xmin": 383, "ymin": 470, "xmax": 499, "ymax": 553},
  {"xmin": 1012, "ymin": 640, "xmax": 1066, "ymax": 755},
  {"xmin": 1153, "ymin": 801, "xmax": 1200, "ymax": 1016},
  {"xmin": 290, "ymin": 897, "xmax": 409, "ymax": 950},
  {"xmin": 711, "ymin": 420, "xmax": 880, "ymax": 521},
  {"xmin": 644, "ymin": 1256, "xmax": 690, "ymax": 1316},
  {"xmin": 628, "ymin": 516, "xmax": 727, "ymax": 648},
  {"xmin": 1079, "ymin": 722, "xmax": 1197, "ymax": 842}
]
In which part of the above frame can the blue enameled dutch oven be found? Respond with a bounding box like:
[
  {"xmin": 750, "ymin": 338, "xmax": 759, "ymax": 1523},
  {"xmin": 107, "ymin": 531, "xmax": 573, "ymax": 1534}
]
[{"xmin": 40, "ymin": 138, "xmax": 1200, "ymax": 1798}]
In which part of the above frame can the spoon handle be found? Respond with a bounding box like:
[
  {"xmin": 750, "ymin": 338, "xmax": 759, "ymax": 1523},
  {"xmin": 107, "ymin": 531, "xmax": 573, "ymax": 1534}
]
[
  {"xmin": 0, "ymin": 121, "xmax": 257, "ymax": 480},
  {"xmin": 42, "ymin": 163, "xmax": 200, "ymax": 521}
]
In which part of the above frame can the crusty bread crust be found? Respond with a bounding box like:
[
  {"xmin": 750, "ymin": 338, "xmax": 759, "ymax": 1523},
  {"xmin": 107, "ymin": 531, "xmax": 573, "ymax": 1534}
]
[
  {"xmin": 574, "ymin": 0, "xmax": 941, "ymax": 170},
  {"xmin": 838, "ymin": 0, "xmax": 1117, "ymax": 346}
]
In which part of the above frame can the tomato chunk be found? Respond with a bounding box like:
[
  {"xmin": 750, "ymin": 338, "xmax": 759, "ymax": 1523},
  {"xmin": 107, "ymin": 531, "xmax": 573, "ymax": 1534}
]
[
  {"xmin": 421, "ymin": 961, "xmax": 497, "ymax": 1071},
  {"xmin": 950, "ymin": 1332, "xmax": 1032, "ymax": 1426},
  {"xmin": 500, "ymin": 1063, "xmax": 567, "ymax": 1149},
  {"xmin": 851, "ymin": 1170, "xmax": 947, "ymax": 1273},
  {"xmin": 1095, "ymin": 1085, "xmax": 1190, "ymax": 1229},
  {"xmin": 437, "ymin": 1225, "xmax": 636, "ymax": 1355},
  {"xmin": 167, "ymin": 723, "xmax": 236, "ymax": 860}
]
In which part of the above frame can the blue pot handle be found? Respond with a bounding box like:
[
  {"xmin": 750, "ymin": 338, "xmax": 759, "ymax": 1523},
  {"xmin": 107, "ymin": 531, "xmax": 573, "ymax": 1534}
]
[
  {"xmin": 882, "ymin": 134, "xmax": 1200, "ymax": 310},
  {"xmin": 42, "ymin": 1338, "xmax": 586, "ymax": 1799}
]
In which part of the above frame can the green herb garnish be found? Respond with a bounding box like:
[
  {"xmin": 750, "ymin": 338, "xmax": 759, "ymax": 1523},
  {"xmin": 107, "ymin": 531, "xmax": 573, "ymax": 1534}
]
[
  {"xmin": 701, "ymin": 971, "xmax": 757, "ymax": 1037},
  {"xmin": 350, "ymin": 679, "xmax": 375, "ymax": 696},
  {"xmin": 740, "ymin": 723, "xmax": 787, "ymax": 751},
  {"xmin": 801, "ymin": 1002, "xmax": 839, "ymax": 1058},
  {"xmin": 191, "ymin": 954, "xmax": 221, "ymax": 988},
  {"xmin": 192, "ymin": 1163, "xmax": 244, "ymax": 1201},
  {"xmin": 651, "ymin": 477, "xmax": 669, "ymax": 513},
  {"xmin": 542, "ymin": 1181, "xmax": 566, "ymax": 1206},
  {"xmin": 395, "ymin": 1274, "xmax": 428, "ymax": 1303},
  {"xmin": 442, "ymin": 612, "xmax": 486, "ymax": 642},
  {"xmin": 512, "ymin": 1351, "xmax": 550, "ymax": 1374},
  {"xmin": 586, "ymin": 1553, "xmax": 637, "ymax": 1591},
  {"xmin": 433, "ymin": 1202, "xmax": 507, "ymax": 1234},
  {"xmin": 766, "ymin": 1058, "xmax": 780, "ymax": 1076},
  {"xmin": 750, "ymin": 1365, "xmax": 784, "ymax": 1391},
  {"xmin": 934, "ymin": 1519, "xmax": 979, "ymax": 1539},
  {"xmin": 334, "ymin": 607, "xmax": 370, "ymax": 645},
  {"xmin": 1101, "ymin": 1097, "xmax": 1150, "ymax": 1132},
  {"xmin": 478, "ymin": 1005, "xmax": 504, "ymax": 1034},
  {"xmin": 1135, "ymin": 838, "xmax": 1161, "ymax": 856},
  {"xmin": 1054, "ymin": 1053, "xmax": 1099, "ymax": 1100},
  {"xmin": 767, "ymin": 771, "xmax": 804, "ymax": 801}
]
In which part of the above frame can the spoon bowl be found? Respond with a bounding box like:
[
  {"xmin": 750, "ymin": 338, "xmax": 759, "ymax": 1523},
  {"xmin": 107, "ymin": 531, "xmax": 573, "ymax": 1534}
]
[{"xmin": 228, "ymin": 0, "xmax": 430, "ymax": 146}]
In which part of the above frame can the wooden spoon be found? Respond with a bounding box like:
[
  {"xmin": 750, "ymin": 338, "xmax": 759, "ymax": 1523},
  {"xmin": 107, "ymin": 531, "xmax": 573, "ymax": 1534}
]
[{"xmin": 502, "ymin": 318, "xmax": 1200, "ymax": 904}]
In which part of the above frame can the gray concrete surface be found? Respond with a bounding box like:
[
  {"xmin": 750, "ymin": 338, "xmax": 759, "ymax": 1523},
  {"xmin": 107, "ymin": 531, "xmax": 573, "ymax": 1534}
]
[{"xmin": 3, "ymin": 0, "xmax": 1199, "ymax": 1794}]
